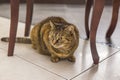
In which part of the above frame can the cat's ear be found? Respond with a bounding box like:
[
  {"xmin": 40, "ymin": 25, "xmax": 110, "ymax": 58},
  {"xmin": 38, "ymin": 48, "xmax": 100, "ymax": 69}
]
[
  {"xmin": 49, "ymin": 21, "xmax": 55, "ymax": 30},
  {"xmin": 67, "ymin": 25, "xmax": 74, "ymax": 31}
]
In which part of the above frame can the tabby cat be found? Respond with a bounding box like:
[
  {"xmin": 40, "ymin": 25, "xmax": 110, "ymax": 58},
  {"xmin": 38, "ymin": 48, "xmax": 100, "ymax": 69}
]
[{"xmin": 1, "ymin": 17, "xmax": 79, "ymax": 62}]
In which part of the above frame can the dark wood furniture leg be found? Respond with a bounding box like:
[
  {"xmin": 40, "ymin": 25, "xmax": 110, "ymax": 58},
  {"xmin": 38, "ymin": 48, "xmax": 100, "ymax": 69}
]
[
  {"xmin": 8, "ymin": 0, "xmax": 19, "ymax": 56},
  {"xmin": 90, "ymin": 0, "xmax": 105, "ymax": 64},
  {"xmin": 85, "ymin": 0, "xmax": 93, "ymax": 39},
  {"xmin": 106, "ymin": 0, "xmax": 120, "ymax": 38},
  {"xmin": 24, "ymin": 0, "xmax": 34, "ymax": 36}
]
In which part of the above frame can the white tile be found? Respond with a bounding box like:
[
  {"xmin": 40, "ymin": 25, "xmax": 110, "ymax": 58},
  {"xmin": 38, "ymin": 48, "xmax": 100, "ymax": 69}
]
[
  {"xmin": 11, "ymin": 39, "xmax": 119, "ymax": 79},
  {"xmin": 0, "ymin": 17, "xmax": 119, "ymax": 79},
  {"xmin": 72, "ymin": 51, "xmax": 120, "ymax": 80},
  {"xmin": 0, "ymin": 49, "xmax": 65, "ymax": 80}
]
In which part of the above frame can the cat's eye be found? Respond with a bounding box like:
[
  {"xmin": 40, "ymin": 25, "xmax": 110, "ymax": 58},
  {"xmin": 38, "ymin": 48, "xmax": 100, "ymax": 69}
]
[
  {"xmin": 66, "ymin": 38, "xmax": 70, "ymax": 41},
  {"xmin": 55, "ymin": 39, "xmax": 60, "ymax": 44}
]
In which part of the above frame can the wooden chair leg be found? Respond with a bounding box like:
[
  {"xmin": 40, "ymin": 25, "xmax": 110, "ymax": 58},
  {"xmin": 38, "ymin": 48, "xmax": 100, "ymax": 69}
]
[
  {"xmin": 8, "ymin": 0, "xmax": 19, "ymax": 56},
  {"xmin": 24, "ymin": 0, "xmax": 34, "ymax": 36},
  {"xmin": 85, "ymin": 0, "xmax": 93, "ymax": 39},
  {"xmin": 106, "ymin": 0, "xmax": 120, "ymax": 38},
  {"xmin": 90, "ymin": 0, "xmax": 105, "ymax": 64}
]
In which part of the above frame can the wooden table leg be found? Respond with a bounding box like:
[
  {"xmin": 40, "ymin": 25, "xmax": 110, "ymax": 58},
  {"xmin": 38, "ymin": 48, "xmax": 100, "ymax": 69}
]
[
  {"xmin": 24, "ymin": 0, "xmax": 34, "ymax": 36},
  {"xmin": 106, "ymin": 0, "xmax": 120, "ymax": 38},
  {"xmin": 8, "ymin": 0, "xmax": 19, "ymax": 56},
  {"xmin": 90, "ymin": 0, "xmax": 105, "ymax": 64},
  {"xmin": 85, "ymin": 0, "xmax": 93, "ymax": 39}
]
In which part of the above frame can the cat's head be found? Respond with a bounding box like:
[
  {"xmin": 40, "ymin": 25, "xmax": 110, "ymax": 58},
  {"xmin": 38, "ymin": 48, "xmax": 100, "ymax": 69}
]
[{"xmin": 48, "ymin": 21, "xmax": 77, "ymax": 51}]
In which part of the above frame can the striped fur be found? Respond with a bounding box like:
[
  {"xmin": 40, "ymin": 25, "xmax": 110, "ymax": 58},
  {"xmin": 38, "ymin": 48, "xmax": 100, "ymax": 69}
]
[{"xmin": 1, "ymin": 16, "xmax": 79, "ymax": 63}]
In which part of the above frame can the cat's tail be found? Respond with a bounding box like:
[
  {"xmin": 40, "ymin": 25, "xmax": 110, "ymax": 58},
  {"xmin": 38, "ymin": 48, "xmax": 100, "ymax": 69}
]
[{"xmin": 1, "ymin": 37, "xmax": 32, "ymax": 44}]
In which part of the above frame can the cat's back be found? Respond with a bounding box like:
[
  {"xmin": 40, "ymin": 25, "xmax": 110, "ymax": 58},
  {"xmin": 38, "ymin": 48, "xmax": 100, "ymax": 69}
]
[
  {"xmin": 31, "ymin": 17, "xmax": 68, "ymax": 35},
  {"xmin": 43, "ymin": 16, "xmax": 67, "ymax": 23},
  {"xmin": 32, "ymin": 16, "xmax": 67, "ymax": 30}
]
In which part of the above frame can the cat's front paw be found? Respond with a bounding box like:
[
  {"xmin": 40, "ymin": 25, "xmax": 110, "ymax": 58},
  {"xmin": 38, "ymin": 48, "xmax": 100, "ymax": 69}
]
[
  {"xmin": 51, "ymin": 57, "xmax": 60, "ymax": 63},
  {"xmin": 67, "ymin": 56, "xmax": 75, "ymax": 62}
]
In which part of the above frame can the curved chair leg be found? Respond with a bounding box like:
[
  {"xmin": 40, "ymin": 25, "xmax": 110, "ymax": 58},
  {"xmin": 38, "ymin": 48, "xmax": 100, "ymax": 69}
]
[
  {"xmin": 24, "ymin": 0, "xmax": 34, "ymax": 36},
  {"xmin": 106, "ymin": 0, "xmax": 120, "ymax": 38},
  {"xmin": 90, "ymin": 0, "xmax": 105, "ymax": 64},
  {"xmin": 8, "ymin": 0, "xmax": 19, "ymax": 56},
  {"xmin": 85, "ymin": 0, "xmax": 93, "ymax": 39}
]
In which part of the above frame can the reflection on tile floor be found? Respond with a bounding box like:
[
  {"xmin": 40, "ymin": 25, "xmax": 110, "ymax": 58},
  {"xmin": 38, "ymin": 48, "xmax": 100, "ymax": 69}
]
[
  {"xmin": 0, "ymin": 50, "xmax": 65, "ymax": 80},
  {"xmin": 0, "ymin": 17, "xmax": 120, "ymax": 80},
  {"xmin": 72, "ymin": 51, "xmax": 120, "ymax": 80}
]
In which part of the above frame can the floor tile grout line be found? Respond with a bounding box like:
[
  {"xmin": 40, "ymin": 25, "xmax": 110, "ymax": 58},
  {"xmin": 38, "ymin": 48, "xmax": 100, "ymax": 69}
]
[
  {"xmin": 2, "ymin": 49, "xmax": 119, "ymax": 80},
  {"xmin": 70, "ymin": 65, "xmax": 95, "ymax": 80},
  {"xmin": 70, "ymin": 50, "xmax": 120, "ymax": 80},
  {"xmin": 99, "ymin": 49, "xmax": 120, "ymax": 63},
  {"xmin": 1, "ymin": 38, "xmax": 120, "ymax": 80},
  {"xmin": 1, "ymin": 45, "xmax": 120, "ymax": 80},
  {"xmin": 0, "ymin": 47, "xmax": 67, "ymax": 80},
  {"xmin": 15, "ymin": 54, "xmax": 67, "ymax": 80}
]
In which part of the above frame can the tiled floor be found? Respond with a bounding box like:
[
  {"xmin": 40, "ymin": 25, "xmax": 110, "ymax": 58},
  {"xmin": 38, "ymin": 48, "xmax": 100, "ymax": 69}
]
[
  {"xmin": 72, "ymin": 53, "xmax": 120, "ymax": 80},
  {"xmin": 0, "ymin": 4, "xmax": 120, "ymax": 80},
  {"xmin": 0, "ymin": 16, "xmax": 120, "ymax": 80}
]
